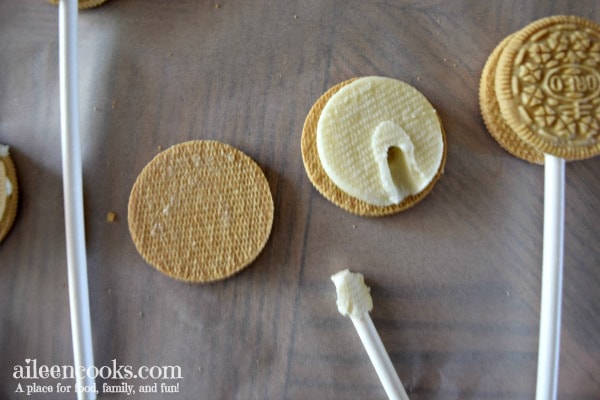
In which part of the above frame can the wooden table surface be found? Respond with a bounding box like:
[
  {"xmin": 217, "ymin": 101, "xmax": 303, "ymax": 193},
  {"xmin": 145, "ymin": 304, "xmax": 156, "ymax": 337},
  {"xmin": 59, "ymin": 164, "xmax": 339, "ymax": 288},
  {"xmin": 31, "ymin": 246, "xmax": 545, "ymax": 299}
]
[{"xmin": 1, "ymin": 1, "xmax": 599, "ymax": 399}]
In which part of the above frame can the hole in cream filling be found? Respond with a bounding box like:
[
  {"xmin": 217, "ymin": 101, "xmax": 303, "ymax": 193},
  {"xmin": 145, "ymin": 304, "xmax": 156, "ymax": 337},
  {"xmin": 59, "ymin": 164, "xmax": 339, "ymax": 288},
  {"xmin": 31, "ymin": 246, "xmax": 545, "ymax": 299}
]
[
  {"xmin": 372, "ymin": 121, "xmax": 426, "ymax": 204},
  {"xmin": 387, "ymin": 146, "xmax": 421, "ymax": 197}
]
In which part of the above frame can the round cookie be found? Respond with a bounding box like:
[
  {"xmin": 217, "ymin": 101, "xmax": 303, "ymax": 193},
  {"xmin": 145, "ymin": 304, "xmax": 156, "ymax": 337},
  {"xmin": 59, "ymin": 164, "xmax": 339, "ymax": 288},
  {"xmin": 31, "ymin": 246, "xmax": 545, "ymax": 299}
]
[
  {"xmin": 128, "ymin": 140, "xmax": 274, "ymax": 283},
  {"xmin": 48, "ymin": 0, "xmax": 109, "ymax": 10},
  {"xmin": 495, "ymin": 15, "xmax": 600, "ymax": 160},
  {"xmin": 0, "ymin": 146, "xmax": 19, "ymax": 243},
  {"xmin": 301, "ymin": 78, "xmax": 447, "ymax": 217},
  {"xmin": 479, "ymin": 35, "xmax": 545, "ymax": 164}
]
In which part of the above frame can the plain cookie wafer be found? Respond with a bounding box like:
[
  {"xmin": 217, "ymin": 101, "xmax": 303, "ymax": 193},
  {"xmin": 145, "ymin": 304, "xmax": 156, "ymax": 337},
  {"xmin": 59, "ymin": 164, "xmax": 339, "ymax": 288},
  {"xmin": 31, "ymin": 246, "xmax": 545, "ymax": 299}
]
[{"xmin": 128, "ymin": 140, "xmax": 274, "ymax": 283}]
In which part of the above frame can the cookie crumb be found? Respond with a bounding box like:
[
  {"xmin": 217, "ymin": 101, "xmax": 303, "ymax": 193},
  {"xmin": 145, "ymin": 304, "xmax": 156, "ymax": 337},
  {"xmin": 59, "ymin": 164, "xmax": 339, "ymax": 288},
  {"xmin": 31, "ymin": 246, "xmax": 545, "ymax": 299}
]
[
  {"xmin": 111, "ymin": 99, "xmax": 116, "ymax": 109},
  {"xmin": 107, "ymin": 211, "xmax": 117, "ymax": 222},
  {"xmin": 214, "ymin": 3, "xmax": 220, "ymax": 8}
]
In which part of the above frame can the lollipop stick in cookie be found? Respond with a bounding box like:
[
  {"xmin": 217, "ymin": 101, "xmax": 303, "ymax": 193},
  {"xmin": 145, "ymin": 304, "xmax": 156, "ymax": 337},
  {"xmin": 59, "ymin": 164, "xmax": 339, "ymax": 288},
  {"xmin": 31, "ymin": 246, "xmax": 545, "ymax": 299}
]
[
  {"xmin": 59, "ymin": 1, "xmax": 96, "ymax": 398},
  {"xmin": 536, "ymin": 155, "xmax": 565, "ymax": 400},
  {"xmin": 483, "ymin": 15, "xmax": 600, "ymax": 400},
  {"xmin": 331, "ymin": 270, "xmax": 409, "ymax": 400}
]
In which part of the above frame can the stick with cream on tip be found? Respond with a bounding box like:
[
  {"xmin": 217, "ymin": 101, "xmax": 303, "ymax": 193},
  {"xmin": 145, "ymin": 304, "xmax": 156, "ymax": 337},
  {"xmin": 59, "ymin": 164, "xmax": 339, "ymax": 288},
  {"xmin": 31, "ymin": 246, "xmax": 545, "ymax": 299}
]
[{"xmin": 331, "ymin": 269, "xmax": 410, "ymax": 400}]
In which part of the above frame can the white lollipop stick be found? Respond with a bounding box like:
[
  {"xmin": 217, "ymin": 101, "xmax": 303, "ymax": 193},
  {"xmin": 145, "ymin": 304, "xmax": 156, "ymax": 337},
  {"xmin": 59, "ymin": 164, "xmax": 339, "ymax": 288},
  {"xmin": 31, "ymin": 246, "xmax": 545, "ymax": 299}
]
[
  {"xmin": 535, "ymin": 154, "xmax": 565, "ymax": 400},
  {"xmin": 59, "ymin": 0, "xmax": 96, "ymax": 398},
  {"xmin": 332, "ymin": 270, "xmax": 409, "ymax": 400}
]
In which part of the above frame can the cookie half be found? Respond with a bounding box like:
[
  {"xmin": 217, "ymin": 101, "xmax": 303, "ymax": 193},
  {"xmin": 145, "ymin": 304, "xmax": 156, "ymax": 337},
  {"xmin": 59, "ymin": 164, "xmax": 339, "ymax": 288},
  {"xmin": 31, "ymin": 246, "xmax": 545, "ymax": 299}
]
[
  {"xmin": 128, "ymin": 140, "xmax": 274, "ymax": 283},
  {"xmin": 0, "ymin": 145, "xmax": 18, "ymax": 243},
  {"xmin": 301, "ymin": 78, "xmax": 447, "ymax": 217},
  {"xmin": 495, "ymin": 15, "xmax": 600, "ymax": 160}
]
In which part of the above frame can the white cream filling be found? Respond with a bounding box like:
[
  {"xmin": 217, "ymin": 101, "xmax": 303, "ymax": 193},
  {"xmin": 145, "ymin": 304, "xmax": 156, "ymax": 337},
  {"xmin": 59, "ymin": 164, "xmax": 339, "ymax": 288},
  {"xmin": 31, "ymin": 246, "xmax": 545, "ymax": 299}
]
[
  {"xmin": 331, "ymin": 269, "xmax": 373, "ymax": 319},
  {"xmin": 316, "ymin": 76, "xmax": 444, "ymax": 206}
]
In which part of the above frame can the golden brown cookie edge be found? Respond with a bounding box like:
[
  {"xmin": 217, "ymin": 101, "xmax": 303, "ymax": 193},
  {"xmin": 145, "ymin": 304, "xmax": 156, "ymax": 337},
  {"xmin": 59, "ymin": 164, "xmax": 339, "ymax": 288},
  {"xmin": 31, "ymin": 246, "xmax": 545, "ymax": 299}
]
[
  {"xmin": 0, "ymin": 154, "xmax": 19, "ymax": 243},
  {"xmin": 48, "ymin": 0, "xmax": 109, "ymax": 9}
]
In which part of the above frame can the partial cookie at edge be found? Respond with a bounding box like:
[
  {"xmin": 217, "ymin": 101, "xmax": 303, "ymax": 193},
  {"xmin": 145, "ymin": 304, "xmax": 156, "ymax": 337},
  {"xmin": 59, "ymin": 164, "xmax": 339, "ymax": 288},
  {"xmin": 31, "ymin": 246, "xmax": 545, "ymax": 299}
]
[
  {"xmin": 0, "ymin": 150, "xmax": 19, "ymax": 243},
  {"xmin": 48, "ymin": 0, "xmax": 109, "ymax": 9}
]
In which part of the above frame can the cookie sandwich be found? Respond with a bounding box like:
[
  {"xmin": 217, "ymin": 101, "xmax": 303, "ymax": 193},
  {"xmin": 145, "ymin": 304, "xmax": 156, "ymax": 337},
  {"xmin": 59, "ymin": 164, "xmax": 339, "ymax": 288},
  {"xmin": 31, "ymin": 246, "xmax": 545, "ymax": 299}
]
[{"xmin": 302, "ymin": 76, "xmax": 447, "ymax": 216}]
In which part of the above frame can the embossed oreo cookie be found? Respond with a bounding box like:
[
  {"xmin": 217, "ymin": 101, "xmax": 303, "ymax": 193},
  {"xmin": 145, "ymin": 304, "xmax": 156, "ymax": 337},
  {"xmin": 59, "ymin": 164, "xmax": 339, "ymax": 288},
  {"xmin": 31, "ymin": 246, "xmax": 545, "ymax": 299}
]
[
  {"xmin": 480, "ymin": 35, "xmax": 545, "ymax": 164},
  {"xmin": 495, "ymin": 15, "xmax": 600, "ymax": 160}
]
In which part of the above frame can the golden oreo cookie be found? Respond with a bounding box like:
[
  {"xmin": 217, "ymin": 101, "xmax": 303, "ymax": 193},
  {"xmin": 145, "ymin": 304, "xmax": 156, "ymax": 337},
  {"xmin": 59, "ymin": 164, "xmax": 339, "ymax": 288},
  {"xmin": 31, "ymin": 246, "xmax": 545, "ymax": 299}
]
[
  {"xmin": 301, "ymin": 78, "xmax": 447, "ymax": 217},
  {"xmin": 495, "ymin": 15, "xmax": 600, "ymax": 160},
  {"xmin": 48, "ymin": 0, "xmax": 108, "ymax": 10},
  {"xmin": 0, "ymin": 145, "xmax": 18, "ymax": 243},
  {"xmin": 128, "ymin": 140, "xmax": 274, "ymax": 283},
  {"xmin": 480, "ymin": 35, "xmax": 545, "ymax": 164}
]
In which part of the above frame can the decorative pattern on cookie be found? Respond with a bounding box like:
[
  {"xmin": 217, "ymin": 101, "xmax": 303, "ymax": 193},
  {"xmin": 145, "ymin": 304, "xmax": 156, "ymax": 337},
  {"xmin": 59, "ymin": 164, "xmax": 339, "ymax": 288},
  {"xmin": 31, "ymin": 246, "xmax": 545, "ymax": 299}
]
[
  {"xmin": 495, "ymin": 15, "xmax": 600, "ymax": 160},
  {"xmin": 301, "ymin": 77, "xmax": 447, "ymax": 217},
  {"xmin": 128, "ymin": 141, "xmax": 274, "ymax": 283}
]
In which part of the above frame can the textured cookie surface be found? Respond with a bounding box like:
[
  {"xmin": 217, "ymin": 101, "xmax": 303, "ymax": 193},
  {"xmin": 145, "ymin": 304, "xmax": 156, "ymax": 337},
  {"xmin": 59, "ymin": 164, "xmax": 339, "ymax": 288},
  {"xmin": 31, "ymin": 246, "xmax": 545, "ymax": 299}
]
[
  {"xmin": 496, "ymin": 15, "xmax": 600, "ymax": 160},
  {"xmin": 128, "ymin": 141, "xmax": 274, "ymax": 283},
  {"xmin": 0, "ymin": 145, "xmax": 18, "ymax": 243},
  {"xmin": 301, "ymin": 78, "xmax": 447, "ymax": 216},
  {"xmin": 480, "ymin": 35, "xmax": 545, "ymax": 164}
]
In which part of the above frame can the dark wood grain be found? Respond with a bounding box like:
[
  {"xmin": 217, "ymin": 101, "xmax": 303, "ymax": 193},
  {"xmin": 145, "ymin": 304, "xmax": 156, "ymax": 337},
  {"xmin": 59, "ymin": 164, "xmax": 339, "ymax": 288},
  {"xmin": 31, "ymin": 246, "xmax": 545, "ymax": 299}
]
[{"xmin": 1, "ymin": 1, "xmax": 599, "ymax": 399}]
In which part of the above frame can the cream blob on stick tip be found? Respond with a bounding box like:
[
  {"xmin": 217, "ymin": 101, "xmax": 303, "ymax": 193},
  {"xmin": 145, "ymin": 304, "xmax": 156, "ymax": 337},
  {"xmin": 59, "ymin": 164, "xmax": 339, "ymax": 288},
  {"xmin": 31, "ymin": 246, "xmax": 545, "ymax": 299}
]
[{"xmin": 331, "ymin": 269, "xmax": 409, "ymax": 400}]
